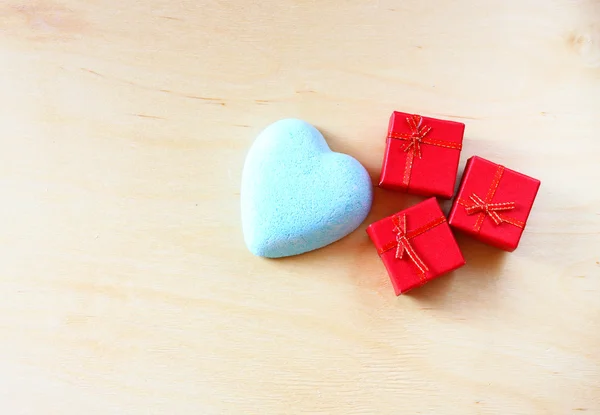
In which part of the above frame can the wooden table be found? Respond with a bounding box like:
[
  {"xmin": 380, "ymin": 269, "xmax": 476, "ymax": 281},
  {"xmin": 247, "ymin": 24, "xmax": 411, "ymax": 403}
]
[{"xmin": 1, "ymin": 1, "xmax": 599, "ymax": 413}]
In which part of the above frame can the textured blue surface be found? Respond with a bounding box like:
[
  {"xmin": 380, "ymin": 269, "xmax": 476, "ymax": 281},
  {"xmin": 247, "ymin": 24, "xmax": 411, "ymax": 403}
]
[{"xmin": 241, "ymin": 119, "xmax": 373, "ymax": 258}]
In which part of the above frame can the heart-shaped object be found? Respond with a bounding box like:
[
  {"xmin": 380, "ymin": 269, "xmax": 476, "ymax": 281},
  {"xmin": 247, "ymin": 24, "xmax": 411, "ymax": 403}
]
[{"xmin": 241, "ymin": 119, "xmax": 373, "ymax": 258}]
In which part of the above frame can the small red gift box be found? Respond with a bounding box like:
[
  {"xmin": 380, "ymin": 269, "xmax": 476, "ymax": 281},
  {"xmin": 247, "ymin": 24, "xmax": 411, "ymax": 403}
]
[
  {"xmin": 449, "ymin": 156, "xmax": 541, "ymax": 251},
  {"xmin": 366, "ymin": 197, "xmax": 466, "ymax": 295},
  {"xmin": 379, "ymin": 111, "xmax": 465, "ymax": 198}
]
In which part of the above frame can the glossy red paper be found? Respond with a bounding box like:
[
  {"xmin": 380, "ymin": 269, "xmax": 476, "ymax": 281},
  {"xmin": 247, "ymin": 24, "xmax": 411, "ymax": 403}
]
[
  {"xmin": 367, "ymin": 198, "xmax": 465, "ymax": 295},
  {"xmin": 448, "ymin": 156, "xmax": 541, "ymax": 251},
  {"xmin": 379, "ymin": 112, "xmax": 464, "ymax": 198}
]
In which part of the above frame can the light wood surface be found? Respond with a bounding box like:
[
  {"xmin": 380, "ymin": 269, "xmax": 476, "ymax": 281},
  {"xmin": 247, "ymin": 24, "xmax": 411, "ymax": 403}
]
[{"xmin": 1, "ymin": 0, "xmax": 600, "ymax": 413}]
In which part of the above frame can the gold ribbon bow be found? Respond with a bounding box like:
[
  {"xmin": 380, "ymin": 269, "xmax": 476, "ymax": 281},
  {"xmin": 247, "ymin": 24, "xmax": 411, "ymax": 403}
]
[
  {"xmin": 392, "ymin": 214, "xmax": 428, "ymax": 274},
  {"xmin": 463, "ymin": 194, "xmax": 516, "ymax": 225},
  {"xmin": 401, "ymin": 115, "xmax": 432, "ymax": 160},
  {"xmin": 377, "ymin": 214, "xmax": 447, "ymax": 276},
  {"xmin": 458, "ymin": 165, "xmax": 525, "ymax": 232}
]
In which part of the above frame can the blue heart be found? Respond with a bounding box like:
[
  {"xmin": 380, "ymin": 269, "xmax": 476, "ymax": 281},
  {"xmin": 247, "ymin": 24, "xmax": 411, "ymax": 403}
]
[{"xmin": 241, "ymin": 119, "xmax": 373, "ymax": 258}]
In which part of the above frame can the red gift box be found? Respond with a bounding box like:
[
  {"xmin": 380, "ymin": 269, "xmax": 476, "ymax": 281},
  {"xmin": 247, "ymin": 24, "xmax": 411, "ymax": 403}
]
[
  {"xmin": 366, "ymin": 197, "xmax": 466, "ymax": 295},
  {"xmin": 449, "ymin": 156, "xmax": 541, "ymax": 251},
  {"xmin": 379, "ymin": 112, "xmax": 465, "ymax": 198}
]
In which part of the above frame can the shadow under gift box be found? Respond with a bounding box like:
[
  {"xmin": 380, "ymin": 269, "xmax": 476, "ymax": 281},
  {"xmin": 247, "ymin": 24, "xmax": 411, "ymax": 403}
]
[
  {"xmin": 449, "ymin": 156, "xmax": 541, "ymax": 252},
  {"xmin": 366, "ymin": 197, "xmax": 466, "ymax": 295},
  {"xmin": 379, "ymin": 112, "xmax": 465, "ymax": 199}
]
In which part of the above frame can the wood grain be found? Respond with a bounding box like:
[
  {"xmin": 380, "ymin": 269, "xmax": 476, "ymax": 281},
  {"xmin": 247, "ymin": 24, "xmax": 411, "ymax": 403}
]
[{"xmin": 1, "ymin": 0, "xmax": 599, "ymax": 413}]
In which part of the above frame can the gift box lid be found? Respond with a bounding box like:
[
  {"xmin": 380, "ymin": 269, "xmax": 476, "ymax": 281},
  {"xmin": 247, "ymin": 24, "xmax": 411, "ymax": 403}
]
[
  {"xmin": 381, "ymin": 112, "xmax": 465, "ymax": 199},
  {"xmin": 367, "ymin": 197, "xmax": 466, "ymax": 294},
  {"xmin": 449, "ymin": 156, "xmax": 541, "ymax": 251}
]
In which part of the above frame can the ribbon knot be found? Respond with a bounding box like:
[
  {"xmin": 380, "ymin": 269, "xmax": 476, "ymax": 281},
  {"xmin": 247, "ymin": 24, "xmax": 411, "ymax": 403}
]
[
  {"xmin": 464, "ymin": 194, "xmax": 515, "ymax": 225},
  {"xmin": 392, "ymin": 214, "xmax": 428, "ymax": 274},
  {"xmin": 402, "ymin": 115, "xmax": 432, "ymax": 159}
]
